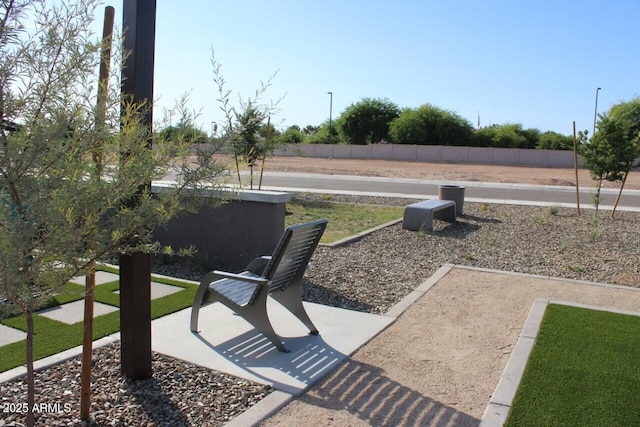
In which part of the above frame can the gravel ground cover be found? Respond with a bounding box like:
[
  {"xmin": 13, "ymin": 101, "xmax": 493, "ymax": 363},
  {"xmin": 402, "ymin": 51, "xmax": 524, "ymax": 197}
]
[{"xmin": 2, "ymin": 193, "xmax": 638, "ymax": 426}]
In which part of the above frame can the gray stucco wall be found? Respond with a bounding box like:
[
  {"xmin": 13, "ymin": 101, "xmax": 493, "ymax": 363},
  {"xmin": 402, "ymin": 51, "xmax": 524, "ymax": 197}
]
[{"xmin": 153, "ymin": 188, "xmax": 290, "ymax": 272}]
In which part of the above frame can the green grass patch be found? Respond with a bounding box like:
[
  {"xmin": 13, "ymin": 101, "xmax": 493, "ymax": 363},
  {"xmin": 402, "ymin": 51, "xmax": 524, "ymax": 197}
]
[
  {"xmin": 0, "ymin": 269, "xmax": 197, "ymax": 372},
  {"xmin": 505, "ymin": 304, "xmax": 640, "ymax": 426},
  {"xmin": 286, "ymin": 198, "xmax": 403, "ymax": 243}
]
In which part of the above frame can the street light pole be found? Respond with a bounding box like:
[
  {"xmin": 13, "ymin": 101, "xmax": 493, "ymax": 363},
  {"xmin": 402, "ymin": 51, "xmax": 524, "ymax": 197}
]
[
  {"xmin": 593, "ymin": 87, "xmax": 601, "ymax": 137},
  {"xmin": 327, "ymin": 91, "xmax": 333, "ymax": 144}
]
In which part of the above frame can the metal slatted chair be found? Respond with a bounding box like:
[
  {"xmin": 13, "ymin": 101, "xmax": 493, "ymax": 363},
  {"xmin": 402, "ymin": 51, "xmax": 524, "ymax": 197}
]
[{"xmin": 190, "ymin": 219, "xmax": 328, "ymax": 352}]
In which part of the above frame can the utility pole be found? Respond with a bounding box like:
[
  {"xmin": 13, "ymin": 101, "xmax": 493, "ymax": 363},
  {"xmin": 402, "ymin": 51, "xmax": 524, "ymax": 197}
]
[
  {"xmin": 593, "ymin": 87, "xmax": 601, "ymax": 136},
  {"xmin": 327, "ymin": 91, "xmax": 333, "ymax": 144}
]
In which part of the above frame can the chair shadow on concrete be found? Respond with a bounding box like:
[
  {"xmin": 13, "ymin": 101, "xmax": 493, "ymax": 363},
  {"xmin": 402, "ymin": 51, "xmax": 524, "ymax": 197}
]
[
  {"xmin": 193, "ymin": 327, "xmax": 345, "ymax": 394},
  {"xmin": 299, "ymin": 358, "xmax": 480, "ymax": 427}
]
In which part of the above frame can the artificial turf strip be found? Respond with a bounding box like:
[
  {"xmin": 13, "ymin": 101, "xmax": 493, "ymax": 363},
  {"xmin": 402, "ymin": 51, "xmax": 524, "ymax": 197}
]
[
  {"xmin": 0, "ymin": 271, "xmax": 197, "ymax": 372},
  {"xmin": 505, "ymin": 304, "xmax": 640, "ymax": 426}
]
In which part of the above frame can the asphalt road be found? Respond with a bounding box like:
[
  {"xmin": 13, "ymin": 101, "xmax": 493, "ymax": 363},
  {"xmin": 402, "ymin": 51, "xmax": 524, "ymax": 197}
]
[{"xmin": 255, "ymin": 172, "xmax": 640, "ymax": 212}]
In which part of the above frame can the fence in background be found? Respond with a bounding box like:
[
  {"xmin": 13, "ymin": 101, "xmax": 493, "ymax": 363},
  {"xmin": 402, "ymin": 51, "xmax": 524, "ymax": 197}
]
[{"xmin": 274, "ymin": 144, "xmax": 580, "ymax": 168}]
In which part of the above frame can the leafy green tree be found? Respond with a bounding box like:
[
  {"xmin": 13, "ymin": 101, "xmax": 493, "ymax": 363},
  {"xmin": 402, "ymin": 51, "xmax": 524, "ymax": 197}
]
[
  {"xmin": 159, "ymin": 122, "xmax": 209, "ymax": 144},
  {"xmin": 0, "ymin": 2, "xmax": 226, "ymax": 424},
  {"xmin": 537, "ymin": 131, "xmax": 574, "ymax": 150},
  {"xmin": 303, "ymin": 122, "xmax": 341, "ymax": 144},
  {"xmin": 302, "ymin": 124, "xmax": 319, "ymax": 136},
  {"xmin": 474, "ymin": 124, "xmax": 528, "ymax": 148},
  {"xmin": 336, "ymin": 98, "xmax": 400, "ymax": 145},
  {"xmin": 581, "ymin": 97, "xmax": 640, "ymax": 217},
  {"xmin": 389, "ymin": 104, "xmax": 474, "ymax": 146},
  {"xmin": 518, "ymin": 127, "xmax": 541, "ymax": 149},
  {"xmin": 277, "ymin": 125, "xmax": 304, "ymax": 144}
]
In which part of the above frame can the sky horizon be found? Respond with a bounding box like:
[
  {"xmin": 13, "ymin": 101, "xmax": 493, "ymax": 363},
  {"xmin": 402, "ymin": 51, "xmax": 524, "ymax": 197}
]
[{"xmin": 96, "ymin": 0, "xmax": 638, "ymax": 137}]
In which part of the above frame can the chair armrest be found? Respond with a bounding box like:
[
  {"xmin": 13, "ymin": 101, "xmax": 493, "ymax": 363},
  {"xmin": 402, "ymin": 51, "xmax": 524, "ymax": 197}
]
[
  {"xmin": 212, "ymin": 270, "xmax": 269, "ymax": 286},
  {"xmin": 245, "ymin": 256, "xmax": 272, "ymax": 275}
]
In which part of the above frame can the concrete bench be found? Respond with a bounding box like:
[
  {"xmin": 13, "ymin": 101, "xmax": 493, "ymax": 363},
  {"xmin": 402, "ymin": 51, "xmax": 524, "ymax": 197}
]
[{"xmin": 402, "ymin": 199, "xmax": 456, "ymax": 231}]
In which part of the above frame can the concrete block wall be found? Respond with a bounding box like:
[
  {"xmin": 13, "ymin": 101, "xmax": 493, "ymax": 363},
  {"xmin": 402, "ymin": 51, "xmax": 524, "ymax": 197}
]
[
  {"xmin": 273, "ymin": 144, "xmax": 581, "ymax": 168},
  {"xmin": 153, "ymin": 186, "xmax": 290, "ymax": 271}
]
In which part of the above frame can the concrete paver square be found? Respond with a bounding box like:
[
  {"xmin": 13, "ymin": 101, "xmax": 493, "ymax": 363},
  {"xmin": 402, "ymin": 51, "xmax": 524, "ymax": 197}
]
[
  {"xmin": 70, "ymin": 271, "xmax": 119, "ymax": 286},
  {"xmin": 0, "ymin": 324, "xmax": 27, "ymax": 346},
  {"xmin": 36, "ymin": 300, "xmax": 118, "ymax": 324},
  {"xmin": 112, "ymin": 282, "xmax": 183, "ymax": 299}
]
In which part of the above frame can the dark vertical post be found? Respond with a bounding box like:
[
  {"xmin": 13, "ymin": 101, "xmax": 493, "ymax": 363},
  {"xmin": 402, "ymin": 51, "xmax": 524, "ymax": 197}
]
[{"xmin": 120, "ymin": 0, "xmax": 156, "ymax": 380}]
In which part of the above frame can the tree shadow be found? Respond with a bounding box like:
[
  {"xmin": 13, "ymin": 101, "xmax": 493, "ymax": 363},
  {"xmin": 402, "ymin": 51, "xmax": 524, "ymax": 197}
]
[
  {"xmin": 124, "ymin": 375, "xmax": 191, "ymax": 427},
  {"xmin": 300, "ymin": 358, "xmax": 480, "ymax": 426}
]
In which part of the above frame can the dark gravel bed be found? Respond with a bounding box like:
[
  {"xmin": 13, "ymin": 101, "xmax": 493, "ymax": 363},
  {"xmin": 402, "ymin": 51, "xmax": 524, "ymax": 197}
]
[{"xmin": 2, "ymin": 193, "xmax": 638, "ymax": 425}]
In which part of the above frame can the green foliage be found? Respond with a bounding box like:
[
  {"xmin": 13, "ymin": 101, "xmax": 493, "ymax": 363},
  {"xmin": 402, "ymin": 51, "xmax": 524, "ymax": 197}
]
[
  {"xmin": 336, "ymin": 98, "xmax": 400, "ymax": 145},
  {"xmin": 388, "ymin": 104, "xmax": 474, "ymax": 146},
  {"xmin": 581, "ymin": 97, "xmax": 640, "ymax": 183},
  {"xmin": 580, "ymin": 97, "xmax": 640, "ymax": 217},
  {"xmin": 302, "ymin": 122, "xmax": 341, "ymax": 144},
  {"xmin": 537, "ymin": 131, "xmax": 574, "ymax": 150},
  {"xmin": 474, "ymin": 123, "xmax": 530, "ymax": 148},
  {"xmin": 277, "ymin": 125, "xmax": 304, "ymax": 145},
  {"xmin": 231, "ymin": 105, "xmax": 267, "ymax": 169},
  {"xmin": 506, "ymin": 304, "xmax": 640, "ymax": 426},
  {"xmin": 158, "ymin": 123, "xmax": 209, "ymax": 144}
]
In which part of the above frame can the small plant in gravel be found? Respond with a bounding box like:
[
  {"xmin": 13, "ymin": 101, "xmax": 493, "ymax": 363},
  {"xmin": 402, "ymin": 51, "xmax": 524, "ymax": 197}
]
[
  {"xmin": 479, "ymin": 203, "xmax": 491, "ymax": 212},
  {"xmin": 483, "ymin": 233, "xmax": 497, "ymax": 246},
  {"xmin": 558, "ymin": 239, "xmax": 572, "ymax": 254},
  {"xmin": 547, "ymin": 206, "xmax": 560, "ymax": 216},
  {"xmin": 568, "ymin": 265, "xmax": 584, "ymax": 273},
  {"xmin": 534, "ymin": 215, "xmax": 551, "ymax": 226}
]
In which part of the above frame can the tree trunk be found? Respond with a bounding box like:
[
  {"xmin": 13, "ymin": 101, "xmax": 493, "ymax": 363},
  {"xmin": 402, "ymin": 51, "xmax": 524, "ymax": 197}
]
[{"xmin": 26, "ymin": 309, "xmax": 35, "ymax": 427}]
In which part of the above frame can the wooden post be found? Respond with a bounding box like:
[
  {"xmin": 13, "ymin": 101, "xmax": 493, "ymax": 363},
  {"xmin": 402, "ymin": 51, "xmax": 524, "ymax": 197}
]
[
  {"xmin": 81, "ymin": 6, "xmax": 114, "ymax": 421},
  {"xmin": 572, "ymin": 121, "xmax": 581, "ymax": 215},
  {"xmin": 120, "ymin": 0, "xmax": 156, "ymax": 380}
]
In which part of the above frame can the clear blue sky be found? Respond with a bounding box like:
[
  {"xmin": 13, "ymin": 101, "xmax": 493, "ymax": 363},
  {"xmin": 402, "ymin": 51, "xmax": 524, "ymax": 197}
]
[{"xmin": 99, "ymin": 0, "xmax": 639, "ymax": 136}]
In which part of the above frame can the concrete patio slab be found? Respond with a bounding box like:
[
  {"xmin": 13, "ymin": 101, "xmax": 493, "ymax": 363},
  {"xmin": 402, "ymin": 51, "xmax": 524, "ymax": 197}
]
[
  {"xmin": 0, "ymin": 324, "xmax": 27, "ymax": 346},
  {"xmin": 151, "ymin": 299, "xmax": 394, "ymax": 395},
  {"xmin": 113, "ymin": 282, "xmax": 183, "ymax": 299},
  {"xmin": 36, "ymin": 300, "xmax": 118, "ymax": 324},
  {"xmin": 70, "ymin": 271, "xmax": 119, "ymax": 285}
]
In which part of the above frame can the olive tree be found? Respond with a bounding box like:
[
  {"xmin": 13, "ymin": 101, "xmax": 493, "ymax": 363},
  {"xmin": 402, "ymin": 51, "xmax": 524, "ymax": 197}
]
[{"xmin": 0, "ymin": 1, "xmax": 226, "ymax": 425}]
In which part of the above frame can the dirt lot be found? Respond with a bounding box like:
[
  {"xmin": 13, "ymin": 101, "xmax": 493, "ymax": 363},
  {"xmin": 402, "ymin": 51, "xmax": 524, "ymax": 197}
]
[{"xmin": 256, "ymin": 156, "xmax": 640, "ymax": 189}]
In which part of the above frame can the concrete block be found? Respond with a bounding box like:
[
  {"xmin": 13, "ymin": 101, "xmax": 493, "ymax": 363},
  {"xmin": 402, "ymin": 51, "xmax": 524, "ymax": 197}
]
[{"xmin": 402, "ymin": 200, "xmax": 456, "ymax": 231}]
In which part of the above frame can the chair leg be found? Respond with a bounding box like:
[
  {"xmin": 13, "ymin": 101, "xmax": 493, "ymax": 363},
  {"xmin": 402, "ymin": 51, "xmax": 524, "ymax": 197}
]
[
  {"xmin": 190, "ymin": 275, "xmax": 213, "ymax": 332},
  {"xmin": 271, "ymin": 283, "xmax": 319, "ymax": 335},
  {"xmin": 242, "ymin": 298, "xmax": 290, "ymax": 353}
]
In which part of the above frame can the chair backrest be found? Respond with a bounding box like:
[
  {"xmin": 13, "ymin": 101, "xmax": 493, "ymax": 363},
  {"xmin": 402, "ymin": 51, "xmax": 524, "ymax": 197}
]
[{"xmin": 263, "ymin": 219, "xmax": 328, "ymax": 293}]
